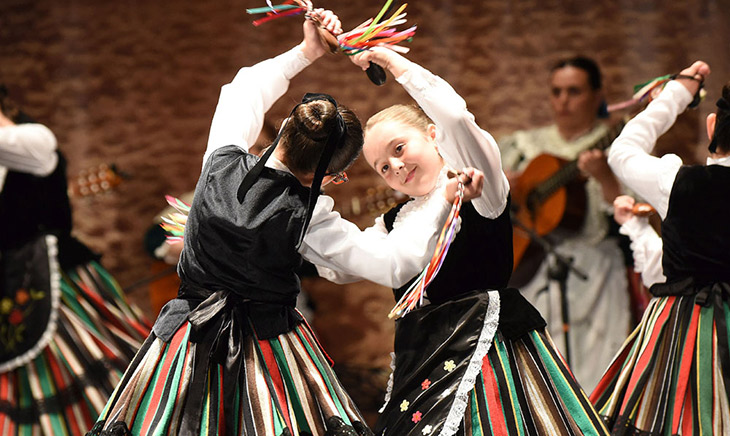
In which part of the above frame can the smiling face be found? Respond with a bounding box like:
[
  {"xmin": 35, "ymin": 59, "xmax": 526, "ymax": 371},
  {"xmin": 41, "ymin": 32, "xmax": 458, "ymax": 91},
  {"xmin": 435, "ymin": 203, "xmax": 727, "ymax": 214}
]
[{"xmin": 363, "ymin": 119, "xmax": 444, "ymax": 197}]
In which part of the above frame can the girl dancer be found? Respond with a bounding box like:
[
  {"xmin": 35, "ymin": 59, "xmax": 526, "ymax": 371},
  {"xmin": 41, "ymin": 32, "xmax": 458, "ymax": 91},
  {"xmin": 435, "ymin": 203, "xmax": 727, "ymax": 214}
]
[
  {"xmin": 591, "ymin": 61, "xmax": 730, "ymax": 434},
  {"xmin": 88, "ymin": 10, "xmax": 472, "ymax": 436},
  {"xmin": 0, "ymin": 86, "xmax": 150, "ymax": 434},
  {"xmin": 315, "ymin": 46, "xmax": 609, "ymax": 435}
]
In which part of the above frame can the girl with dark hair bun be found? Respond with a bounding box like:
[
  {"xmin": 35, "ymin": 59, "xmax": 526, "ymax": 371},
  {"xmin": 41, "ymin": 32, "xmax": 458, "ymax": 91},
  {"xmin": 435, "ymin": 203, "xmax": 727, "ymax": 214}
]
[
  {"xmin": 89, "ymin": 9, "xmax": 468, "ymax": 436},
  {"xmin": 592, "ymin": 60, "xmax": 730, "ymax": 434}
]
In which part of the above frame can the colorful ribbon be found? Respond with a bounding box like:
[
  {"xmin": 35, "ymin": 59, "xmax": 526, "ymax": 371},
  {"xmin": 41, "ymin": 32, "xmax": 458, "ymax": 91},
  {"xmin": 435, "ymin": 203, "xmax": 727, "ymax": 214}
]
[
  {"xmin": 608, "ymin": 73, "xmax": 707, "ymax": 113},
  {"xmin": 388, "ymin": 181, "xmax": 465, "ymax": 320},
  {"xmin": 160, "ymin": 195, "xmax": 191, "ymax": 244},
  {"xmin": 246, "ymin": 0, "xmax": 416, "ymax": 53}
]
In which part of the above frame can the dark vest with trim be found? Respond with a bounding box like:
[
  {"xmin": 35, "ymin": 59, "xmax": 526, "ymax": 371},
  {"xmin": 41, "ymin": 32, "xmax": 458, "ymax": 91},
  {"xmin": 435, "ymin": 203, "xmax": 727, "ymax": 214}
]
[
  {"xmin": 384, "ymin": 198, "xmax": 514, "ymax": 304},
  {"xmin": 384, "ymin": 195, "xmax": 545, "ymax": 340},
  {"xmin": 0, "ymin": 151, "xmax": 72, "ymax": 251},
  {"xmin": 177, "ymin": 145, "xmax": 310, "ymax": 304},
  {"xmin": 662, "ymin": 165, "xmax": 730, "ymax": 284}
]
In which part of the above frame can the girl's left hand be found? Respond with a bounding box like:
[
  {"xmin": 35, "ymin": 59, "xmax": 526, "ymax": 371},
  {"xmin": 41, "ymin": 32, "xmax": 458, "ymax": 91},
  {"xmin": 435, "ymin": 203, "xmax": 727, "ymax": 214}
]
[
  {"xmin": 349, "ymin": 46, "xmax": 410, "ymax": 78},
  {"xmin": 444, "ymin": 167, "xmax": 484, "ymax": 204},
  {"xmin": 613, "ymin": 195, "xmax": 635, "ymax": 225}
]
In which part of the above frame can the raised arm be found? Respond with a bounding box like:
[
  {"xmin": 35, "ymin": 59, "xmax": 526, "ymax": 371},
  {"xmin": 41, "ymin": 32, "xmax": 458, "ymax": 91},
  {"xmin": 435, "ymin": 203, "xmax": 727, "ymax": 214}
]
[
  {"xmin": 351, "ymin": 47, "xmax": 509, "ymax": 219},
  {"xmin": 204, "ymin": 9, "xmax": 342, "ymax": 165},
  {"xmin": 0, "ymin": 110, "xmax": 58, "ymax": 176},
  {"xmin": 608, "ymin": 61, "xmax": 710, "ymax": 219}
]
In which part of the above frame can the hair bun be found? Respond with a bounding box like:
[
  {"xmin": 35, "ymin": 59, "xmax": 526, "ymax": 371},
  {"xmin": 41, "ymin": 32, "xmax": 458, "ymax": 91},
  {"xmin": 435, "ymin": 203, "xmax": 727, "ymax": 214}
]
[{"xmin": 293, "ymin": 99, "xmax": 338, "ymax": 141}]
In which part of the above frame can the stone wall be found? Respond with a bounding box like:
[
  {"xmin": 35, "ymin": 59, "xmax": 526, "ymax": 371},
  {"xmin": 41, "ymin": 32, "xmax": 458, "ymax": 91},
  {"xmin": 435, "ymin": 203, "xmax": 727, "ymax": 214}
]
[{"xmin": 2, "ymin": 0, "xmax": 729, "ymax": 421}]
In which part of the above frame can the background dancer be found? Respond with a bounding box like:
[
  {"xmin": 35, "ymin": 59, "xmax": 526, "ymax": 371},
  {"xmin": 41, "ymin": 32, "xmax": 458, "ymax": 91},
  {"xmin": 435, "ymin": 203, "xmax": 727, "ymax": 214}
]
[
  {"xmin": 0, "ymin": 85, "xmax": 150, "ymax": 435},
  {"xmin": 591, "ymin": 60, "xmax": 730, "ymax": 435}
]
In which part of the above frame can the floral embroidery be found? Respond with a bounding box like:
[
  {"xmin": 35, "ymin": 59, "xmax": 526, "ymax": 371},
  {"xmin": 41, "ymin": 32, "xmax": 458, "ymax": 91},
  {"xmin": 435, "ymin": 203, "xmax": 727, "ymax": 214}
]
[
  {"xmin": 400, "ymin": 400, "xmax": 410, "ymax": 412},
  {"xmin": 412, "ymin": 411, "xmax": 422, "ymax": 423},
  {"xmin": 0, "ymin": 288, "xmax": 46, "ymax": 351},
  {"xmin": 444, "ymin": 360, "xmax": 456, "ymax": 372},
  {"xmin": 422, "ymin": 425, "xmax": 433, "ymax": 434},
  {"xmin": 421, "ymin": 379, "xmax": 431, "ymax": 390}
]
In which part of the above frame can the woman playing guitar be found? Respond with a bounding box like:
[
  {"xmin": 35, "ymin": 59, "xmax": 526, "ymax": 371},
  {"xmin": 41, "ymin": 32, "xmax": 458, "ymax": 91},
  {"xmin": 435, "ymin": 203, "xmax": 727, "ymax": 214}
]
[{"xmin": 498, "ymin": 56, "xmax": 631, "ymax": 392}]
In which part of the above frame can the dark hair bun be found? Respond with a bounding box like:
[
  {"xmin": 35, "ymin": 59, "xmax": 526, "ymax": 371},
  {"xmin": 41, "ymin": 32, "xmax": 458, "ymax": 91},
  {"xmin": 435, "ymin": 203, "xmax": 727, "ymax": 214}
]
[{"xmin": 292, "ymin": 99, "xmax": 338, "ymax": 141}]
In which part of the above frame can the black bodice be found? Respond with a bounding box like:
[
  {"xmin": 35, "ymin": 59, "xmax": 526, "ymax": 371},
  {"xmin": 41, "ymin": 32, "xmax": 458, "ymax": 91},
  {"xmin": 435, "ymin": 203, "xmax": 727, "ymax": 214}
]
[
  {"xmin": 662, "ymin": 164, "xmax": 730, "ymax": 284},
  {"xmin": 385, "ymin": 197, "xmax": 514, "ymax": 305},
  {"xmin": 0, "ymin": 151, "xmax": 72, "ymax": 250},
  {"xmin": 177, "ymin": 145, "xmax": 310, "ymax": 305}
]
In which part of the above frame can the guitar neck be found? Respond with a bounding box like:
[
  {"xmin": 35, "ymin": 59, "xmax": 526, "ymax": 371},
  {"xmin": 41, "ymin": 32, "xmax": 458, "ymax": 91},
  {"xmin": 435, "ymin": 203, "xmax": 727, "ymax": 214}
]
[{"xmin": 531, "ymin": 120, "xmax": 625, "ymax": 202}]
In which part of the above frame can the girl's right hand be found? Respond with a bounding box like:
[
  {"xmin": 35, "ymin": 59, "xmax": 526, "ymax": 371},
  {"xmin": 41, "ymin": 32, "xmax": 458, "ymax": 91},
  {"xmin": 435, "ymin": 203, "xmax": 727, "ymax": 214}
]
[
  {"xmin": 300, "ymin": 9, "xmax": 342, "ymax": 62},
  {"xmin": 349, "ymin": 46, "xmax": 410, "ymax": 78},
  {"xmin": 613, "ymin": 195, "xmax": 636, "ymax": 225}
]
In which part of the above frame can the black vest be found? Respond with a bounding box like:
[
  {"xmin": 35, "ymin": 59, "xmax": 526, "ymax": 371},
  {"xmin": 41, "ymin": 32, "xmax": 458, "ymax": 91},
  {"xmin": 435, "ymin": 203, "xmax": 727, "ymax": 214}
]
[
  {"xmin": 0, "ymin": 151, "xmax": 72, "ymax": 250},
  {"xmin": 177, "ymin": 145, "xmax": 310, "ymax": 304},
  {"xmin": 662, "ymin": 165, "xmax": 730, "ymax": 284},
  {"xmin": 384, "ymin": 197, "xmax": 514, "ymax": 305}
]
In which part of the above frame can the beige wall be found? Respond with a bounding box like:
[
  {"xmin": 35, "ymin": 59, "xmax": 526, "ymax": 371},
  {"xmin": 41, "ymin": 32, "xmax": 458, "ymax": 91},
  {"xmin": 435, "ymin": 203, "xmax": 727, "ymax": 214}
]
[{"xmin": 2, "ymin": 0, "xmax": 729, "ymax": 419}]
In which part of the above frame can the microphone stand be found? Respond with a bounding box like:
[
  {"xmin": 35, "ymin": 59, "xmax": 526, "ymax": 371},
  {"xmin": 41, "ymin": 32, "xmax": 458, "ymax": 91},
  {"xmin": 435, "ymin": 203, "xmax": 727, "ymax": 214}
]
[{"xmin": 512, "ymin": 216, "xmax": 588, "ymax": 367}]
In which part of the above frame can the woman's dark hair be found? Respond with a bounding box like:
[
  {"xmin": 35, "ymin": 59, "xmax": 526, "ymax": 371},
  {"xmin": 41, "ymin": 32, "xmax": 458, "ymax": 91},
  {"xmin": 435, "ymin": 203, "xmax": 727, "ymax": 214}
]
[
  {"xmin": 0, "ymin": 84, "xmax": 21, "ymax": 122},
  {"xmin": 551, "ymin": 56, "xmax": 602, "ymax": 90},
  {"xmin": 710, "ymin": 81, "xmax": 730, "ymax": 154},
  {"xmin": 280, "ymin": 99, "xmax": 363, "ymax": 175}
]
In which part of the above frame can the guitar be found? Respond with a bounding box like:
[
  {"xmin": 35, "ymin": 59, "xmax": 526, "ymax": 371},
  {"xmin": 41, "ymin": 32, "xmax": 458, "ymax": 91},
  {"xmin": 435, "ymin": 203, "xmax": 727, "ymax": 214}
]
[
  {"xmin": 68, "ymin": 163, "xmax": 123, "ymax": 198},
  {"xmin": 510, "ymin": 120, "xmax": 626, "ymax": 270},
  {"xmin": 334, "ymin": 185, "xmax": 409, "ymax": 218}
]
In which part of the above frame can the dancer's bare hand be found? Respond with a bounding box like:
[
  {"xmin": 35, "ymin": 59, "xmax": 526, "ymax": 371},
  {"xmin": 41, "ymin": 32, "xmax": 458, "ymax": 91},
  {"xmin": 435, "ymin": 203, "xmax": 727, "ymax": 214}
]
[
  {"xmin": 675, "ymin": 60, "xmax": 711, "ymax": 96},
  {"xmin": 613, "ymin": 195, "xmax": 635, "ymax": 225},
  {"xmin": 301, "ymin": 9, "xmax": 342, "ymax": 61},
  {"xmin": 444, "ymin": 167, "xmax": 484, "ymax": 204},
  {"xmin": 349, "ymin": 46, "xmax": 410, "ymax": 78}
]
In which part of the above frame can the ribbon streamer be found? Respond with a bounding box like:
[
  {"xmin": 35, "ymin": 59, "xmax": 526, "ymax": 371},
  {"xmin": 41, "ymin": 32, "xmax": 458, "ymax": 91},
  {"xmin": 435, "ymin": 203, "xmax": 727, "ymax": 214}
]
[
  {"xmin": 160, "ymin": 195, "xmax": 191, "ymax": 244},
  {"xmin": 607, "ymin": 73, "xmax": 707, "ymax": 113},
  {"xmin": 246, "ymin": 0, "xmax": 417, "ymax": 54},
  {"xmin": 388, "ymin": 181, "xmax": 465, "ymax": 320}
]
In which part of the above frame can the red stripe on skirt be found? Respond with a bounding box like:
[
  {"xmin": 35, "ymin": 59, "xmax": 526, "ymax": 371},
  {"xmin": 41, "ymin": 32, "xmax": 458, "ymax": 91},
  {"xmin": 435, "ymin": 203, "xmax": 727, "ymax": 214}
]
[
  {"xmin": 138, "ymin": 323, "xmax": 189, "ymax": 434},
  {"xmin": 91, "ymin": 334, "xmax": 119, "ymax": 361},
  {"xmin": 681, "ymin": 389, "xmax": 693, "ymax": 435},
  {"xmin": 258, "ymin": 340, "xmax": 292, "ymax": 430},
  {"xmin": 44, "ymin": 348, "xmax": 83, "ymax": 435},
  {"xmin": 296, "ymin": 319, "xmax": 333, "ymax": 366},
  {"xmin": 620, "ymin": 296, "xmax": 676, "ymax": 414},
  {"xmin": 0, "ymin": 374, "xmax": 10, "ymax": 433},
  {"xmin": 590, "ymin": 338, "xmax": 634, "ymax": 402},
  {"xmin": 670, "ymin": 304, "xmax": 700, "ymax": 433},
  {"xmin": 481, "ymin": 356, "xmax": 508, "ymax": 433}
]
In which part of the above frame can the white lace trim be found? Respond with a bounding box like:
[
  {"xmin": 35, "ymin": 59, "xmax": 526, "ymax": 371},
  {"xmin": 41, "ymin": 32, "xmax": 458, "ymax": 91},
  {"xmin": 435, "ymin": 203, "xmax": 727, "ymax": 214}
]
[
  {"xmin": 378, "ymin": 352, "xmax": 397, "ymax": 414},
  {"xmin": 391, "ymin": 167, "xmax": 460, "ymax": 232},
  {"xmin": 0, "ymin": 234, "xmax": 62, "ymax": 373},
  {"xmin": 438, "ymin": 290, "xmax": 501, "ymax": 436}
]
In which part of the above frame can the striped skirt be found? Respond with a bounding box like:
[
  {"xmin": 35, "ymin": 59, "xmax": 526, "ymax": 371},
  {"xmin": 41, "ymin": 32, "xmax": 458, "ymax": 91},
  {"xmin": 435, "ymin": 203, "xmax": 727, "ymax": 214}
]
[
  {"xmin": 376, "ymin": 291, "xmax": 607, "ymax": 436},
  {"xmin": 88, "ymin": 319, "xmax": 372, "ymax": 436},
  {"xmin": 590, "ymin": 291, "xmax": 730, "ymax": 435},
  {"xmin": 465, "ymin": 330, "xmax": 608, "ymax": 435},
  {"xmin": 0, "ymin": 260, "xmax": 151, "ymax": 436}
]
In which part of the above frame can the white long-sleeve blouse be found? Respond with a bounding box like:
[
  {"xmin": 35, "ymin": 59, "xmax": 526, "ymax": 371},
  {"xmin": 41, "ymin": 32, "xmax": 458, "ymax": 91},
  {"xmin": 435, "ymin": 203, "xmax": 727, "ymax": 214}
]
[{"xmin": 204, "ymin": 46, "xmax": 452, "ymax": 289}]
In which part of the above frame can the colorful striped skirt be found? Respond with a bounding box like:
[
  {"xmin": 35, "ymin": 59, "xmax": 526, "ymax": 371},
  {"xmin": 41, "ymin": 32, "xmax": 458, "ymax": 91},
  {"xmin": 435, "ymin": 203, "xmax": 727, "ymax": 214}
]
[
  {"xmin": 87, "ymin": 318, "xmax": 372, "ymax": 436},
  {"xmin": 590, "ymin": 287, "xmax": 730, "ymax": 435},
  {"xmin": 376, "ymin": 290, "xmax": 608, "ymax": 436},
  {"xmin": 0, "ymin": 251, "xmax": 150, "ymax": 436}
]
